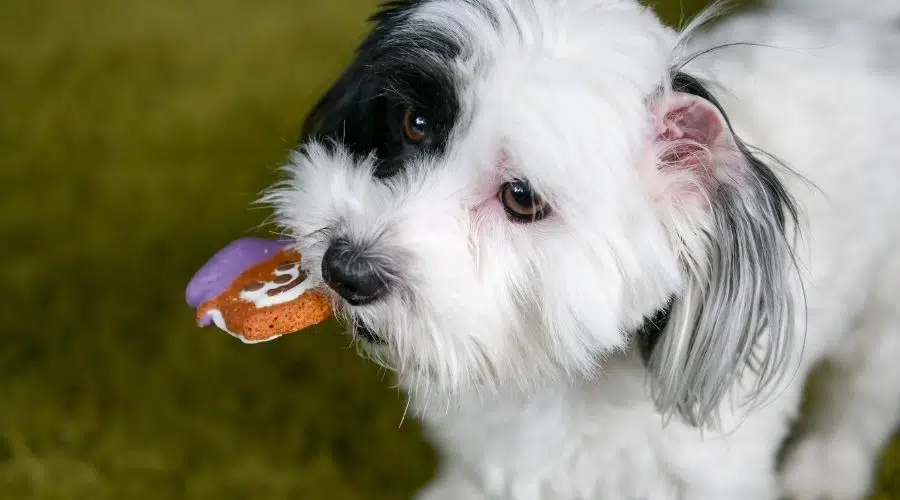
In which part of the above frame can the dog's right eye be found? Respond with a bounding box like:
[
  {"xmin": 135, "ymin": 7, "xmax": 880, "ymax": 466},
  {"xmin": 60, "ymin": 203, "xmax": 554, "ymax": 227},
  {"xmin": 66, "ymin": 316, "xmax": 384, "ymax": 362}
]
[
  {"xmin": 402, "ymin": 106, "xmax": 429, "ymax": 145},
  {"xmin": 500, "ymin": 180, "xmax": 551, "ymax": 222}
]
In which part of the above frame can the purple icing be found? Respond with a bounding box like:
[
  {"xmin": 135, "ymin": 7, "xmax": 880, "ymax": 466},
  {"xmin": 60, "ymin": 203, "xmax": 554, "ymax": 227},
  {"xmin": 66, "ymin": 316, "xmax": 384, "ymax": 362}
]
[
  {"xmin": 185, "ymin": 237, "xmax": 294, "ymax": 309},
  {"xmin": 197, "ymin": 312, "xmax": 215, "ymax": 328}
]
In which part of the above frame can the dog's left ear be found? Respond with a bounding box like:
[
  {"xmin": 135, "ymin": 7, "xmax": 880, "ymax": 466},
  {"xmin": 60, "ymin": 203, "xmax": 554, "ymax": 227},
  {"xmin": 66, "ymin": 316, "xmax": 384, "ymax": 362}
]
[{"xmin": 641, "ymin": 73, "xmax": 802, "ymax": 428}]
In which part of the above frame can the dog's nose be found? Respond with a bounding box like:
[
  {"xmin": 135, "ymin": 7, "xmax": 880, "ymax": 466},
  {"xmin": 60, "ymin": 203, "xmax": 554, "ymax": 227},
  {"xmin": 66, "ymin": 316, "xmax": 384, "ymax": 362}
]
[{"xmin": 321, "ymin": 239, "xmax": 388, "ymax": 306}]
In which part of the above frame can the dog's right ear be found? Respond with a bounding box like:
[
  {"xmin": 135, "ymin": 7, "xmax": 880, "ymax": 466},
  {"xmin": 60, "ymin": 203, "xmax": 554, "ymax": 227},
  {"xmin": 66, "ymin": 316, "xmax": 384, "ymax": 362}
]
[{"xmin": 300, "ymin": 61, "xmax": 381, "ymax": 152}]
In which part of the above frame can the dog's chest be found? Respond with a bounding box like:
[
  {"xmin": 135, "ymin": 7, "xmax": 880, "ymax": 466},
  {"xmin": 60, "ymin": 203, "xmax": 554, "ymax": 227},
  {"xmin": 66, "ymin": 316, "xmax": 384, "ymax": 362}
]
[{"xmin": 417, "ymin": 379, "xmax": 693, "ymax": 499}]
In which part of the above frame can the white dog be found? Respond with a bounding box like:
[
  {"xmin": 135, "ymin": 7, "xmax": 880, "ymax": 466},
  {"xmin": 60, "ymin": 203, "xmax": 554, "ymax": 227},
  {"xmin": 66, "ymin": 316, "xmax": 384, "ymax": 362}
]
[{"xmin": 263, "ymin": 0, "xmax": 900, "ymax": 498}]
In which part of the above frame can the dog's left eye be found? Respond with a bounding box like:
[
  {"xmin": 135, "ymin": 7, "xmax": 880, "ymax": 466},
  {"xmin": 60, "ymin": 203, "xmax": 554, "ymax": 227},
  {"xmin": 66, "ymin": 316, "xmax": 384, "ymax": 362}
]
[
  {"xmin": 500, "ymin": 180, "xmax": 551, "ymax": 222},
  {"xmin": 402, "ymin": 106, "xmax": 429, "ymax": 144}
]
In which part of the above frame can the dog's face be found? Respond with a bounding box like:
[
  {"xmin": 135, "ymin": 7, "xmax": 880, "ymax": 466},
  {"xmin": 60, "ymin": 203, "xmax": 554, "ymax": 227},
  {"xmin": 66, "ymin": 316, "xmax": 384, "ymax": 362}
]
[{"xmin": 267, "ymin": 0, "xmax": 800, "ymax": 425}]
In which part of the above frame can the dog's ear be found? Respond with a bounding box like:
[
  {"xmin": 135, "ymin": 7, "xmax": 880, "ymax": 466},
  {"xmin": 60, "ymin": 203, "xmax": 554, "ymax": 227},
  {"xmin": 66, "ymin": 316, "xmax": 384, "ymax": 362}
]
[
  {"xmin": 300, "ymin": 61, "xmax": 383, "ymax": 154},
  {"xmin": 301, "ymin": 62, "xmax": 360, "ymax": 139},
  {"xmin": 300, "ymin": 0, "xmax": 415, "ymax": 149},
  {"xmin": 642, "ymin": 73, "xmax": 802, "ymax": 428}
]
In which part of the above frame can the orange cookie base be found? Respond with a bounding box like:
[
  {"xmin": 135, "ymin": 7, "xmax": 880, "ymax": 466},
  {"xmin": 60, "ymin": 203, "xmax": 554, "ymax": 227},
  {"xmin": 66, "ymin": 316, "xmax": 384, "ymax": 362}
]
[
  {"xmin": 196, "ymin": 248, "xmax": 334, "ymax": 343},
  {"xmin": 237, "ymin": 290, "xmax": 333, "ymax": 341}
]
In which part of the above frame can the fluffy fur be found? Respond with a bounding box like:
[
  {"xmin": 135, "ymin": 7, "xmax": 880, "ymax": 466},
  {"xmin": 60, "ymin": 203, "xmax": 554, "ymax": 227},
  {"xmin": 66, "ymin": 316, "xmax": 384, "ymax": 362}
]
[{"xmin": 263, "ymin": 0, "xmax": 900, "ymax": 498}]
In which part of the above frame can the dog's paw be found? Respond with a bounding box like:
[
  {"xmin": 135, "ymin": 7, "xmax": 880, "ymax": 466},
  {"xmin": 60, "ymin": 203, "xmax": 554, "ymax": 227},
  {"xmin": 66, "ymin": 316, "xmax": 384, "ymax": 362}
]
[{"xmin": 779, "ymin": 435, "xmax": 873, "ymax": 500}]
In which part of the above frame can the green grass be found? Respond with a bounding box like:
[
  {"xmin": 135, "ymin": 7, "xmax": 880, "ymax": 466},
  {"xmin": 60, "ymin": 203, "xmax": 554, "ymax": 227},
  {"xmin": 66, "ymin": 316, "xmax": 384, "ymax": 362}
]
[{"xmin": 0, "ymin": 0, "xmax": 896, "ymax": 498}]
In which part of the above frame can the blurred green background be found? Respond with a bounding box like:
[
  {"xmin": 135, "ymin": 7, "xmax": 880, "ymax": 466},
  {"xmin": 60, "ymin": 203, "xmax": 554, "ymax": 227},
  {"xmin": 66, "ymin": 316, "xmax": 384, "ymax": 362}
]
[{"xmin": 1, "ymin": 0, "xmax": 898, "ymax": 498}]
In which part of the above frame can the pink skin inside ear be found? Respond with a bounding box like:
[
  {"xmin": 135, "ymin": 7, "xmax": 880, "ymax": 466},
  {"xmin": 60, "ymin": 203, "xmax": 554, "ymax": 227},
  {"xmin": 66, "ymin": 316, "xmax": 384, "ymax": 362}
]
[
  {"xmin": 653, "ymin": 97, "xmax": 724, "ymax": 145},
  {"xmin": 652, "ymin": 93, "xmax": 732, "ymax": 177},
  {"xmin": 645, "ymin": 92, "xmax": 740, "ymax": 209}
]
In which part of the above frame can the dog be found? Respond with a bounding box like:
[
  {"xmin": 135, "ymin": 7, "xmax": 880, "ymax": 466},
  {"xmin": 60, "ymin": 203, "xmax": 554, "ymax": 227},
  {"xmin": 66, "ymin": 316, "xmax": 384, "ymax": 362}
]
[{"xmin": 262, "ymin": 0, "xmax": 900, "ymax": 498}]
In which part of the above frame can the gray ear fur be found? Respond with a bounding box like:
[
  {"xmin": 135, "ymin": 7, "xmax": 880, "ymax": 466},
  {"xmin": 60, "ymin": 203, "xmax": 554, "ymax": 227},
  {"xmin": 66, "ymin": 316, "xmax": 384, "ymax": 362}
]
[{"xmin": 642, "ymin": 73, "xmax": 804, "ymax": 428}]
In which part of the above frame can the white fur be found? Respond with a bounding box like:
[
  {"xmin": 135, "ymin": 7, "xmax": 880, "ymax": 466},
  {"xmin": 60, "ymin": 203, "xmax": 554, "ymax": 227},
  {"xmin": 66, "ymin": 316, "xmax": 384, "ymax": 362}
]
[
  {"xmin": 765, "ymin": 0, "xmax": 900, "ymax": 23},
  {"xmin": 266, "ymin": 0, "xmax": 900, "ymax": 498}
]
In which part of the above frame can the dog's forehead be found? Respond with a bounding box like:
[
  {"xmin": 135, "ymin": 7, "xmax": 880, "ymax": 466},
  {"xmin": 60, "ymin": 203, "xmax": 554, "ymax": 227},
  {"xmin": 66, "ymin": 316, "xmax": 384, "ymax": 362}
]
[
  {"xmin": 306, "ymin": 0, "xmax": 677, "ymax": 194},
  {"xmin": 371, "ymin": 0, "xmax": 676, "ymax": 127},
  {"xmin": 354, "ymin": 0, "xmax": 677, "ymax": 117},
  {"xmin": 394, "ymin": 0, "xmax": 672, "ymax": 60}
]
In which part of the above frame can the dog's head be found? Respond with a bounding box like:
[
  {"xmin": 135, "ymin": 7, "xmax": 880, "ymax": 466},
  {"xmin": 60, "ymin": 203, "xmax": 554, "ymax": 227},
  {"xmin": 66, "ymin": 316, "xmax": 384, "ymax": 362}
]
[{"xmin": 265, "ymin": 0, "xmax": 801, "ymax": 426}]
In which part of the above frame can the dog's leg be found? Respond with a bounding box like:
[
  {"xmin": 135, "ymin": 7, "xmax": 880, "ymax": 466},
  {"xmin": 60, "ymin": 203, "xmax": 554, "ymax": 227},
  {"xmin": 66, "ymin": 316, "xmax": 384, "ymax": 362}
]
[
  {"xmin": 780, "ymin": 260, "xmax": 900, "ymax": 500},
  {"xmin": 683, "ymin": 483, "xmax": 780, "ymax": 500},
  {"xmin": 676, "ymin": 418, "xmax": 789, "ymax": 500},
  {"xmin": 414, "ymin": 465, "xmax": 488, "ymax": 500}
]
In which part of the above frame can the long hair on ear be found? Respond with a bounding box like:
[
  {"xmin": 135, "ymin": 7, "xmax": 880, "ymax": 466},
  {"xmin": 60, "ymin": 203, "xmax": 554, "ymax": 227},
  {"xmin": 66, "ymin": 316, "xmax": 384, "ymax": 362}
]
[{"xmin": 643, "ymin": 71, "xmax": 806, "ymax": 429}]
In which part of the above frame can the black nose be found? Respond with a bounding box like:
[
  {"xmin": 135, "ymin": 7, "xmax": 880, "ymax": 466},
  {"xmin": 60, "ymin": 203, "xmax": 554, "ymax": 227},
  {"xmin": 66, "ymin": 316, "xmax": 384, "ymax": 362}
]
[{"xmin": 321, "ymin": 239, "xmax": 389, "ymax": 306}]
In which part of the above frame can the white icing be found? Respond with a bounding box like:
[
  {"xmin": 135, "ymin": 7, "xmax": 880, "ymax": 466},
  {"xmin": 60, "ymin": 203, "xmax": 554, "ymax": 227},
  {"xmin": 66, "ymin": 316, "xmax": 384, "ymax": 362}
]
[
  {"xmin": 202, "ymin": 308, "xmax": 283, "ymax": 345},
  {"xmin": 238, "ymin": 264, "xmax": 313, "ymax": 309}
]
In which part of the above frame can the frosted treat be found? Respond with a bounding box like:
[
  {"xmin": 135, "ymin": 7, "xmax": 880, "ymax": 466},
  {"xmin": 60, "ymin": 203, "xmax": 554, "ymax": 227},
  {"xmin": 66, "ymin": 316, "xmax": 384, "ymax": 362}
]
[{"xmin": 186, "ymin": 238, "xmax": 333, "ymax": 343}]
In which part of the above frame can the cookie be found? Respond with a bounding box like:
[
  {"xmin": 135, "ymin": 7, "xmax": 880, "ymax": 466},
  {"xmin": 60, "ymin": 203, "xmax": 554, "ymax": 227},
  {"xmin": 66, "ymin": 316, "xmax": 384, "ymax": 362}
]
[{"xmin": 186, "ymin": 238, "xmax": 333, "ymax": 343}]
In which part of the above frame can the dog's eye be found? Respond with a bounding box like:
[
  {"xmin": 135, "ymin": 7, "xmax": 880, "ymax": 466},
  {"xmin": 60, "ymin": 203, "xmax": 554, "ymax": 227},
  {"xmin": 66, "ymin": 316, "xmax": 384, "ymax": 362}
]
[
  {"xmin": 500, "ymin": 180, "xmax": 551, "ymax": 222},
  {"xmin": 402, "ymin": 106, "xmax": 429, "ymax": 144}
]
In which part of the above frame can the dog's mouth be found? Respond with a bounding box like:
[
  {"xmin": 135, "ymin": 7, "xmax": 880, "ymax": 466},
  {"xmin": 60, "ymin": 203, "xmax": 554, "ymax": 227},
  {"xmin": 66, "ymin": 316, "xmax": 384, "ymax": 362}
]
[
  {"xmin": 329, "ymin": 295, "xmax": 387, "ymax": 345},
  {"xmin": 354, "ymin": 322, "xmax": 386, "ymax": 345}
]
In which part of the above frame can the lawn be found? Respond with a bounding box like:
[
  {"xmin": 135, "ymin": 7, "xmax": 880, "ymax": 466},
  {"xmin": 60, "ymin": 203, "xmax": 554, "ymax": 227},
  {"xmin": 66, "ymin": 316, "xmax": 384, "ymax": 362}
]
[{"xmin": 1, "ymin": 0, "xmax": 897, "ymax": 498}]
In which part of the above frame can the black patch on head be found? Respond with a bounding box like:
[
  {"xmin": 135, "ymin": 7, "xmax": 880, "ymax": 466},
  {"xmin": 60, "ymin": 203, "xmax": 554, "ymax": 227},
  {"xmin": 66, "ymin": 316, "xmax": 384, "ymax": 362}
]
[{"xmin": 301, "ymin": 0, "xmax": 462, "ymax": 179}]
